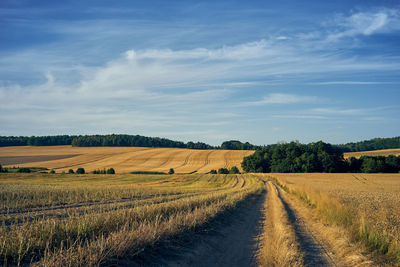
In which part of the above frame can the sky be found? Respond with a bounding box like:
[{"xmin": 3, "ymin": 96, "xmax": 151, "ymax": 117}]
[{"xmin": 0, "ymin": 0, "xmax": 399, "ymax": 146}]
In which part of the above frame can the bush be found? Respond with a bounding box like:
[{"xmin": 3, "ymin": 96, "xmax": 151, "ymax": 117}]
[
  {"xmin": 0, "ymin": 165, "xmax": 8, "ymax": 173},
  {"xmin": 229, "ymin": 166, "xmax": 240, "ymax": 174},
  {"xmin": 17, "ymin": 168, "xmax": 31, "ymax": 173},
  {"xmin": 168, "ymin": 168, "xmax": 174, "ymax": 174},
  {"xmin": 106, "ymin": 168, "xmax": 115, "ymax": 174},
  {"xmin": 210, "ymin": 169, "xmax": 217, "ymax": 174},
  {"xmin": 76, "ymin": 168, "xmax": 85, "ymax": 174},
  {"xmin": 68, "ymin": 169, "xmax": 74, "ymax": 174},
  {"xmin": 218, "ymin": 168, "xmax": 229, "ymax": 174},
  {"xmin": 50, "ymin": 170, "xmax": 55, "ymax": 174}
]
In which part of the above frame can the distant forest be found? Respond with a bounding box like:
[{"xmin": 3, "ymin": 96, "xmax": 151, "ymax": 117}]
[
  {"xmin": 335, "ymin": 136, "xmax": 400, "ymax": 152},
  {"xmin": 241, "ymin": 141, "xmax": 400, "ymax": 173},
  {"xmin": 0, "ymin": 135, "xmax": 399, "ymax": 152},
  {"xmin": 0, "ymin": 135, "xmax": 246, "ymax": 150}
]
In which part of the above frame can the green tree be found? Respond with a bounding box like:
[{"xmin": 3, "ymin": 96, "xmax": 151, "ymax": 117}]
[
  {"xmin": 218, "ymin": 168, "xmax": 229, "ymax": 174},
  {"xmin": 210, "ymin": 169, "xmax": 217, "ymax": 174},
  {"xmin": 168, "ymin": 168, "xmax": 174, "ymax": 174},
  {"xmin": 76, "ymin": 168, "xmax": 85, "ymax": 174},
  {"xmin": 68, "ymin": 169, "xmax": 74, "ymax": 174},
  {"xmin": 107, "ymin": 168, "xmax": 115, "ymax": 174},
  {"xmin": 17, "ymin": 168, "xmax": 31, "ymax": 173},
  {"xmin": 229, "ymin": 166, "xmax": 240, "ymax": 174}
]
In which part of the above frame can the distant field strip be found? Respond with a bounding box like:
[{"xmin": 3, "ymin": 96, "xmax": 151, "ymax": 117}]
[
  {"xmin": 0, "ymin": 146, "xmax": 254, "ymax": 173},
  {"xmin": 344, "ymin": 148, "xmax": 400, "ymax": 158}
]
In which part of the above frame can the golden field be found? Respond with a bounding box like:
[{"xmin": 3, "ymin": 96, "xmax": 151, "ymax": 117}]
[
  {"xmin": 344, "ymin": 148, "xmax": 400, "ymax": 158},
  {"xmin": 272, "ymin": 173, "xmax": 400, "ymax": 265},
  {"xmin": 0, "ymin": 173, "xmax": 264, "ymax": 266},
  {"xmin": 0, "ymin": 146, "xmax": 254, "ymax": 174}
]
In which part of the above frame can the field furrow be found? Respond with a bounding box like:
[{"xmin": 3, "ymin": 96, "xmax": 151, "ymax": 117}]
[{"xmin": 0, "ymin": 146, "xmax": 254, "ymax": 174}]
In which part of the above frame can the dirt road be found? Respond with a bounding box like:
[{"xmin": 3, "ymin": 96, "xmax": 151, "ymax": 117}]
[
  {"xmin": 110, "ymin": 176, "xmax": 374, "ymax": 267},
  {"xmin": 128, "ymin": 192, "xmax": 266, "ymax": 267}
]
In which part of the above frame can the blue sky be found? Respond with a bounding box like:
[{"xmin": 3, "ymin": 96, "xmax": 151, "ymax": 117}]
[{"xmin": 0, "ymin": 0, "xmax": 399, "ymax": 145}]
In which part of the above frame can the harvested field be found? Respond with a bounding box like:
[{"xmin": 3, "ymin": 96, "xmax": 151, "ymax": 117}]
[
  {"xmin": 0, "ymin": 146, "xmax": 254, "ymax": 174},
  {"xmin": 344, "ymin": 148, "xmax": 400, "ymax": 158},
  {"xmin": 0, "ymin": 173, "xmax": 264, "ymax": 266}
]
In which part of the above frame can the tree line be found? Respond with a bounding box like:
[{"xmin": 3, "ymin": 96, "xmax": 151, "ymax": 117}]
[
  {"xmin": 335, "ymin": 136, "xmax": 400, "ymax": 152},
  {"xmin": 1, "ymin": 135, "xmax": 400, "ymax": 153},
  {"xmin": 242, "ymin": 141, "xmax": 400, "ymax": 173},
  {"xmin": 0, "ymin": 135, "xmax": 258, "ymax": 150}
]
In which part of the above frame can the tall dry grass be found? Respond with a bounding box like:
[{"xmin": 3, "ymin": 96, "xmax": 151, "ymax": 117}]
[{"xmin": 272, "ymin": 176, "xmax": 400, "ymax": 266}]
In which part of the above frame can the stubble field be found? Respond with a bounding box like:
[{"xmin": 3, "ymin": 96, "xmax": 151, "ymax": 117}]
[
  {"xmin": 0, "ymin": 146, "xmax": 253, "ymax": 174},
  {"xmin": 0, "ymin": 173, "xmax": 264, "ymax": 266}
]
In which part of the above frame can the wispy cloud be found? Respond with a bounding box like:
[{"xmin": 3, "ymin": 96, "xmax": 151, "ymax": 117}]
[
  {"xmin": 241, "ymin": 93, "xmax": 317, "ymax": 106},
  {"xmin": 310, "ymin": 81, "xmax": 394, "ymax": 85},
  {"xmin": 271, "ymin": 115, "xmax": 326, "ymax": 119},
  {"xmin": 311, "ymin": 108, "xmax": 364, "ymax": 115},
  {"xmin": 327, "ymin": 8, "xmax": 400, "ymax": 41}
]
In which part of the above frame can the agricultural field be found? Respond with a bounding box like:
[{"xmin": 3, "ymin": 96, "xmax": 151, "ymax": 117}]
[
  {"xmin": 0, "ymin": 172, "xmax": 264, "ymax": 266},
  {"xmin": 270, "ymin": 173, "xmax": 400, "ymax": 266},
  {"xmin": 344, "ymin": 148, "xmax": 400, "ymax": 158},
  {"xmin": 0, "ymin": 146, "xmax": 254, "ymax": 174},
  {"xmin": 2, "ymin": 171, "xmax": 399, "ymax": 266}
]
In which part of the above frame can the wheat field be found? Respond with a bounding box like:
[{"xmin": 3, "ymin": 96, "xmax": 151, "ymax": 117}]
[
  {"xmin": 271, "ymin": 173, "xmax": 400, "ymax": 265},
  {"xmin": 344, "ymin": 148, "xmax": 400, "ymax": 158},
  {"xmin": 0, "ymin": 146, "xmax": 254, "ymax": 174}
]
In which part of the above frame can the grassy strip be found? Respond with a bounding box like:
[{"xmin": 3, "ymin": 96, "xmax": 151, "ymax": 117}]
[{"xmin": 270, "ymin": 176, "xmax": 400, "ymax": 266}]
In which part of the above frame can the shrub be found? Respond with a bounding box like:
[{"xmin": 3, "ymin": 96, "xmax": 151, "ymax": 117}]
[
  {"xmin": 106, "ymin": 168, "xmax": 115, "ymax": 174},
  {"xmin": 218, "ymin": 168, "xmax": 229, "ymax": 174},
  {"xmin": 50, "ymin": 170, "xmax": 55, "ymax": 174},
  {"xmin": 76, "ymin": 168, "xmax": 85, "ymax": 174},
  {"xmin": 229, "ymin": 166, "xmax": 240, "ymax": 174},
  {"xmin": 0, "ymin": 165, "xmax": 8, "ymax": 173},
  {"xmin": 168, "ymin": 168, "xmax": 174, "ymax": 174},
  {"xmin": 68, "ymin": 169, "xmax": 74, "ymax": 174},
  {"xmin": 17, "ymin": 168, "xmax": 31, "ymax": 173},
  {"xmin": 210, "ymin": 169, "xmax": 217, "ymax": 174}
]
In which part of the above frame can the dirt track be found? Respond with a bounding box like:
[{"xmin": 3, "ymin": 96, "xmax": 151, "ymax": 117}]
[
  {"xmin": 126, "ymin": 177, "xmax": 366, "ymax": 267},
  {"xmin": 131, "ymin": 192, "xmax": 266, "ymax": 267}
]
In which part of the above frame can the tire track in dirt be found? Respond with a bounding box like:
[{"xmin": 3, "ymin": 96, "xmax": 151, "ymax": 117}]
[
  {"xmin": 132, "ymin": 191, "xmax": 267, "ymax": 267},
  {"xmin": 272, "ymin": 182, "xmax": 338, "ymax": 266}
]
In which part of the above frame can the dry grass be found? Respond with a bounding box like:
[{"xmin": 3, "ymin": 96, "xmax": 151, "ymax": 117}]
[
  {"xmin": 0, "ymin": 146, "xmax": 254, "ymax": 174},
  {"xmin": 272, "ymin": 173, "xmax": 400, "ymax": 266},
  {"xmin": 344, "ymin": 148, "xmax": 400, "ymax": 158},
  {"xmin": 0, "ymin": 172, "xmax": 264, "ymax": 266},
  {"xmin": 257, "ymin": 181, "xmax": 302, "ymax": 266}
]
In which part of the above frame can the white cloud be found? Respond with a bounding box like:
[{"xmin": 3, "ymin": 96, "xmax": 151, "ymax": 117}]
[
  {"xmin": 271, "ymin": 115, "xmax": 326, "ymax": 119},
  {"xmin": 311, "ymin": 108, "xmax": 364, "ymax": 115},
  {"xmin": 241, "ymin": 93, "xmax": 317, "ymax": 106},
  {"xmin": 327, "ymin": 9, "xmax": 400, "ymax": 41},
  {"xmin": 310, "ymin": 81, "xmax": 393, "ymax": 85}
]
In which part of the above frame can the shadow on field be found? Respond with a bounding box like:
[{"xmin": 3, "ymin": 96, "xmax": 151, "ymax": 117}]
[
  {"xmin": 105, "ymin": 192, "xmax": 266, "ymax": 267},
  {"xmin": 276, "ymin": 188, "xmax": 331, "ymax": 266}
]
